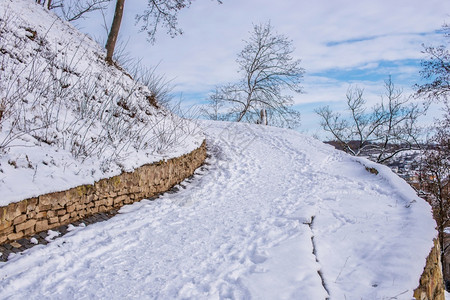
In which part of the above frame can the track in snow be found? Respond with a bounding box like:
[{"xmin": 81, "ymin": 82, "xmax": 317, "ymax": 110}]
[{"xmin": 0, "ymin": 121, "xmax": 436, "ymax": 299}]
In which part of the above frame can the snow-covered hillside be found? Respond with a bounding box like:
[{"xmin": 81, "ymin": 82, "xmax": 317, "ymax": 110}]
[
  {"xmin": 0, "ymin": 0, "xmax": 203, "ymax": 206},
  {"xmin": 0, "ymin": 121, "xmax": 436, "ymax": 299}
]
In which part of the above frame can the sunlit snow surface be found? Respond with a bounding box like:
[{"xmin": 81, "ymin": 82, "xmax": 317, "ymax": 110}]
[{"xmin": 0, "ymin": 121, "xmax": 436, "ymax": 299}]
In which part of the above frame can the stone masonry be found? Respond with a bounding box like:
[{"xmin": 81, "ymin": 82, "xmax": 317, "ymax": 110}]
[
  {"xmin": 414, "ymin": 239, "xmax": 445, "ymax": 300},
  {"xmin": 0, "ymin": 141, "xmax": 206, "ymax": 244}
]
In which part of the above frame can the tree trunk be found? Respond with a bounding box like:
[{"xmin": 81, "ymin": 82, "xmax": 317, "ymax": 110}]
[
  {"xmin": 259, "ymin": 108, "xmax": 267, "ymax": 125},
  {"xmin": 105, "ymin": 0, "xmax": 125, "ymax": 64}
]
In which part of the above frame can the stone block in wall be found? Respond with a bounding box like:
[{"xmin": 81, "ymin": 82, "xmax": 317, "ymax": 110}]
[
  {"xmin": 67, "ymin": 205, "xmax": 76, "ymax": 213},
  {"xmin": 36, "ymin": 211, "xmax": 47, "ymax": 219},
  {"xmin": 59, "ymin": 214, "xmax": 70, "ymax": 223},
  {"xmin": 57, "ymin": 209, "xmax": 67, "ymax": 216},
  {"xmin": 49, "ymin": 217, "xmax": 59, "ymax": 224},
  {"xmin": 40, "ymin": 204, "xmax": 52, "ymax": 211},
  {"xmin": 106, "ymin": 198, "xmax": 113, "ymax": 207},
  {"xmin": 0, "ymin": 234, "xmax": 7, "ymax": 244},
  {"xmin": 113, "ymin": 195, "xmax": 127, "ymax": 206},
  {"xmin": 35, "ymin": 220, "xmax": 49, "ymax": 232},
  {"xmin": 7, "ymin": 231, "xmax": 23, "ymax": 241},
  {"xmin": 57, "ymin": 194, "xmax": 71, "ymax": 207},
  {"xmin": 0, "ymin": 220, "xmax": 12, "ymax": 232},
  {"xmin": 13, "ymin": 214, "xmax": 27, "ymax": 225},
  {"xmin": 39, "ymin": 192, "xmax": 59, "ymax": 207},
  {"xmin": 26, "ymin": 198, "xmax": 38, "ymax": 214},
  {"xmin": 15, "ymin": 219, "xmax": 36, "ymax": 232},
  {"xmin": 17, "ymin": 200, "xmax": 27, "ymax": 214},
  {"xmin": 24, "ymin": 227, "xmax": 35, "ymax": 236},
  {"xmin": 6, "ymin": 203, "xmax": 21, "ymax": 221}
]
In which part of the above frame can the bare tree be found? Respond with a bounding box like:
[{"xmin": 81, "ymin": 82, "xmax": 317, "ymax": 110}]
[
  {"xmin": 204, "ymin": 22, "xmax": 304, "ymax": 128},
  {"xmin": 416, "ymin": 24, "xmax": 450, "ymax": 104},
  {"xmin": 36, "ymin": 0, "xmax": 111, "ymax": 21},
  {"xmin": 316, "ymin": 77, "xmax": 423, "ymax": 163},
  {"xmin": 200, "ymin": 89, "xmax": 229, "ymax": 121},
  {"xmin": 415, "ymin": 22, "xmax": 450, "ymax": 288}
]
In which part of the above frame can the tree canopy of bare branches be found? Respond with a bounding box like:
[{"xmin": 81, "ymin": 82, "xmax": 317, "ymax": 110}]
[
  {"xmin": 316, "ymin": 77, "xmax": 423, "ymax": 163},
  {"xmin": 36, "ymin": 0, "xmax": 111, "ymax": 22},
  {"xmin": 204, "ymin": 22, "xmax": 304, "ymax": 128},
  {"xmin": 136, "ymin": 0, "xmax": 192, "ymax": 44},
  {"xmin": 105, "ymin": 0, "xmax": 222, "ymax": 63},
  {"xmin": 414, "ymin": 22, "xmax": 450, "ymax": 287},
  {"xmin": 416, "ymin": 24, "xmax": 450, "ymax": 104},
  {"xmin": 419, "ymin": 112, "xmax": 450, "ymax": 284}
]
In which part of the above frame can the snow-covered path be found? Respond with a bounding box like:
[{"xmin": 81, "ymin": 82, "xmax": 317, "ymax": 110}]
[{"xmin": 0, "ymin": 122, "xmax": 436, "ymax": 299}]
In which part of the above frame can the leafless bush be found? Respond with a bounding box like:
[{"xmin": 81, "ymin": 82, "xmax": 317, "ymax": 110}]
[
  {"xmin": 119, "ymin": 57, "xmax": 175, "ymax": 109},
  {"xmin": 151, "ymin": 99, "xmax": 203, "ymax": 153}
]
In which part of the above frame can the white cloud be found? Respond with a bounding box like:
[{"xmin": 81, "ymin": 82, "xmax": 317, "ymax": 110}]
[{"xmin": 75, "ymin": 0, "xmax": 450, "ymax": 132}]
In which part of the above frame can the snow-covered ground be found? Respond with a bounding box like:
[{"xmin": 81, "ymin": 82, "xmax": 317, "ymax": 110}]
[
  {"xmin": 0, "ymin": 0, "xmax": 203, "ymax": 206},
  {"xmin": 0, "ymin": 121, "xmax": 436, "ymax": 299}
]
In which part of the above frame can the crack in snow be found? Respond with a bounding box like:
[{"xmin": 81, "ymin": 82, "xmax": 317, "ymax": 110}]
[{"xmin": 304, "ymin": 215, "xmax": 331, "ymax": 300}]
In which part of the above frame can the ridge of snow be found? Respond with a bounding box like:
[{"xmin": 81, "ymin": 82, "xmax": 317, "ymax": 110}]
[{"xmin": 0, "ymin": 121, "xmax": 437, "ymax": 299}]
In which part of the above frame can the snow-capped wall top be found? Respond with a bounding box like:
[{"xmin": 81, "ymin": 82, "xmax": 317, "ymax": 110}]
[{"xmin": 0, "ymin": 0, "xmax": 204, "ymax": 205}]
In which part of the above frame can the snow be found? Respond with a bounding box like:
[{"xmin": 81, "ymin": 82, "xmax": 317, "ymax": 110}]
[
  {"xmin": 0, "ymin": 1, "xmax": 438, "ymax": 298},
  {"xmin": 44, "ymin": 230, "xmax": 60, "ymax": 243},
  {"xmin": 0, "ymin": 121, "xmax": 437, "ymax": 299},
  {"xmin": 0, "ymin": 0, "xmax": 204, "ymax": 206}
]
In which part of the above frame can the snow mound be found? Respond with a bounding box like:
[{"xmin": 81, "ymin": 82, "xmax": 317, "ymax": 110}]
[
  {"xmin": 0, "ymin": 0, "xmax": 204, "ymax": 206},
  {"xmin": 0, "ymin": 121, "xmax": 437, "ymax": 299}
]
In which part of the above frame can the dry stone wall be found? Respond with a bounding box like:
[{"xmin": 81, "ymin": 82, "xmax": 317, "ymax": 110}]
[
  {"xmin": 0, "ymin": 141, "xmax": 206, "ymax": 244},
  {"xmin": 414, "ymin": 239, "xmax": 445, "ymax": 300}
]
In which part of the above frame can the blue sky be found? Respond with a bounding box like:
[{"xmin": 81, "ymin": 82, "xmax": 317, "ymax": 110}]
[{"xmin": 75, "ymin": 0, "xmax": 450, "ymax": 138}]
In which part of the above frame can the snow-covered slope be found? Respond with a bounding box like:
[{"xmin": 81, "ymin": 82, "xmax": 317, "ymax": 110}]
[
  {"xmin": 0, "ymin": 121, "xmax": 436, "ymax": 299},
  {"xmin": 0, "ymin": 0, "xmax": 203, "ymax": 206}
]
